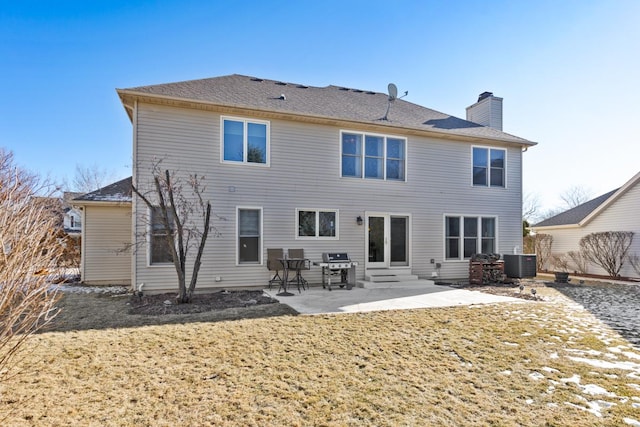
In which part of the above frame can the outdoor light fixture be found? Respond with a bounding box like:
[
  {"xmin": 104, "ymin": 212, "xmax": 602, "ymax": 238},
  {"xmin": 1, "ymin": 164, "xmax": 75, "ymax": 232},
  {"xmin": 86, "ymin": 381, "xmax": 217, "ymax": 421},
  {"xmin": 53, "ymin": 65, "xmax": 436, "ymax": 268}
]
[{"xmin": 356, "ymin": 216, "xmax": 363, "ymax": 225}]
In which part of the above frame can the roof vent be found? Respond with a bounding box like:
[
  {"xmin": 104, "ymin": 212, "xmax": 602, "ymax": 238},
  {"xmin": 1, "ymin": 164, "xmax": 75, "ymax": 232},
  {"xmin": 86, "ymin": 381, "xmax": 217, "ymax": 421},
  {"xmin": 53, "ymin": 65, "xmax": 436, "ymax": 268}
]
[
  {"xmin": 250, "ymin": 78, "xmax": 263, "ymax": 82},
  {"xmin": 275, "ymin": 81, "xmax": 287, "ymax": 86},
  {"xmin": 296, "ymin": 85, "xmax": 308, "ymax": 89},
  {"xmin": 339, "ymin": 87, "xmax": 349, "ymax": 91}
]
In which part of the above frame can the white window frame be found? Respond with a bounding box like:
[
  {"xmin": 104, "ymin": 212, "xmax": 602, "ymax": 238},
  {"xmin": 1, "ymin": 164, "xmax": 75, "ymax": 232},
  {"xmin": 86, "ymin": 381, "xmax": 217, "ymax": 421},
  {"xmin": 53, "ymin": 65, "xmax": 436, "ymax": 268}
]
[
  {"xmin": 236, "ymin": 206, "xmax": 263, "ymax": 265},
  {"xmin": 295, "ymin": 208, "xmax": 339, "ymax": 240},
  {"xmin": 340, "ymin": 130, "xmax": 407, "ymax": 181},
  {"xmin": 443, "ymin": 215, "xmax": 498, "ymax": 261},
  {"xmin": 147, "ymin": 206, "xmax": 175, "ymax": 266},
  {"xmin": 221, "ymin": 116, "xmax": 270, "ymax": 166},
  {"xmin": 471, "ymin": 146, "xmax": 506, "ymax": 188}
]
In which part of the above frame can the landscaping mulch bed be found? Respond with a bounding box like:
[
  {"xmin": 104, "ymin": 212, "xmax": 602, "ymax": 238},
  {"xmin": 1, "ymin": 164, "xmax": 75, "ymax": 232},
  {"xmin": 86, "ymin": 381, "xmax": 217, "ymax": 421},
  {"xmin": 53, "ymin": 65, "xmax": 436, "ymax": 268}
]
[{"xmin": 128, "ymin": 290, "xmax": 278, "ymax": 315}]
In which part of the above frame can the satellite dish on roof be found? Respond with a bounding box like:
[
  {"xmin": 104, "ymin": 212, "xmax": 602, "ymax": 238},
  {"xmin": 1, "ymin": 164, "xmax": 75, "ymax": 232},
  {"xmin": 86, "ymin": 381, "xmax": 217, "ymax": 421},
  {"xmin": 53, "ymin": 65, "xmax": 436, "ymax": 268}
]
[{"xmin": 388, "ymin": 83, "xmax": 398, "ymax": 101}]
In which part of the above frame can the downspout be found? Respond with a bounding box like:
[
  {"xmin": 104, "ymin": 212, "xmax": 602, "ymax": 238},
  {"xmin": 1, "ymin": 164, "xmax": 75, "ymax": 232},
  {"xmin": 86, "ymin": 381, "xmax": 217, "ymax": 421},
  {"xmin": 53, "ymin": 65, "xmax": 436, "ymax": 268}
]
[{"xmin": 130, "ymin": 99, "xmax": 138, "ymax": 292}]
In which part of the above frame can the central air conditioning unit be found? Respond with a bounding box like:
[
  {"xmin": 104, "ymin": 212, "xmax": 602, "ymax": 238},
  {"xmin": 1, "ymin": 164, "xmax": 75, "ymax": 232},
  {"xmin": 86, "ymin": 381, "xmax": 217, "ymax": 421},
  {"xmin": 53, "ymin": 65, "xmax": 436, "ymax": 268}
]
[{"xmin": 503, "ymin": 254, "xmax": 537, "ymax": 278}]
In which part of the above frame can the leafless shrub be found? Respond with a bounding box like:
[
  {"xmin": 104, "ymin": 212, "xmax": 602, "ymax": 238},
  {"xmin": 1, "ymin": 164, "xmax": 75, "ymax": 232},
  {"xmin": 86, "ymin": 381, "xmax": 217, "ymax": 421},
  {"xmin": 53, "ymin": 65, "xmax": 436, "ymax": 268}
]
[
  {"xmin": 59, "ymin": 235, "xmax": 81, "ymax": 270},
  {"xmin": 567, "ymin": 250, "xmax": 589, "ymax": 275},
  {"xmin": 533, "ymin": 233, "xmax": 553, "ymax": 272},
  {"xmin": 0, "ymin": 149, "xmax": 63, "ymax": 382},
  {"xmin": 549, "ymin": 253, "xmax": 570, "ymax": 272},
  {"xmin": 579, "ymin": 231, "xmax": 634, "ymax": 277},
  {"xmin": 523, "ymin": 235, "xmax": 534, "ymax": 255},
  {"xmin": 628, "ymin": 254, "xmax": 640, "ymax": 277}
]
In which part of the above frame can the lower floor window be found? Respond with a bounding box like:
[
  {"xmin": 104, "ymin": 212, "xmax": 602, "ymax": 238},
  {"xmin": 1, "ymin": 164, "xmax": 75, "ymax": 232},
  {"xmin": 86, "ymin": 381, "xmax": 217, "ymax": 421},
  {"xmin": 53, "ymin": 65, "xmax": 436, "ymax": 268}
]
[
  {"xmin": 150, "ymin": 206, "xmax": 175, "ymax": 264},
  {"xmin": 238, "ymin": 208, "xmax": 262, "ymax": 264},
  {"xmin": 445, "ymin": 215, "xmax": 496, "ymax": 260},
  {"xmin": 296, "ymin": 209, "xmax": 338, "ymax": 239}
]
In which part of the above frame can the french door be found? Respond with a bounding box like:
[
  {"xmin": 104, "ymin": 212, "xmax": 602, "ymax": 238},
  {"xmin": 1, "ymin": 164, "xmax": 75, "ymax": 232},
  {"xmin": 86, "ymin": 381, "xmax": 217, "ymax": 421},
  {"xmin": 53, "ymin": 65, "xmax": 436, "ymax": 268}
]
[{"xmin": 366, "ymin": 214, "xmax": 409, "ymax": 268}]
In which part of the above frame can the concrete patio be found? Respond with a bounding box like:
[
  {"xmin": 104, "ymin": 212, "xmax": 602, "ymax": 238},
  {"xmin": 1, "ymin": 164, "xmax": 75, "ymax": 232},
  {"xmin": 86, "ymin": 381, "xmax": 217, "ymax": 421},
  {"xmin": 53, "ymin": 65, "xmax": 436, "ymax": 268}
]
[{"xmin": 265, "ymin": 281, "xmax": 525, "ymax": 315}]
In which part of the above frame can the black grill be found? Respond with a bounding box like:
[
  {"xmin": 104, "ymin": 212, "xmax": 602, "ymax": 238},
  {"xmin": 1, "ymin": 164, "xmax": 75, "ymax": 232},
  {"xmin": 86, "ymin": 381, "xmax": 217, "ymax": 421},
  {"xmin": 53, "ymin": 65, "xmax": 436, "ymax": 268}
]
[{"xmin": 315, "ymin": 252, "xmax": 358, "ymax": 291}]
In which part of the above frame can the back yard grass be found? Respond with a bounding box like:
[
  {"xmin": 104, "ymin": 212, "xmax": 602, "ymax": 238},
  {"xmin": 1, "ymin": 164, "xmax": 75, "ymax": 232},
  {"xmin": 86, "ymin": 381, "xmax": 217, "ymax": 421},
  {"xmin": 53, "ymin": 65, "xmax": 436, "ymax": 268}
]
[{"xmin": 2, "ymin": 285, "xmax": 640, "ymax": 426}]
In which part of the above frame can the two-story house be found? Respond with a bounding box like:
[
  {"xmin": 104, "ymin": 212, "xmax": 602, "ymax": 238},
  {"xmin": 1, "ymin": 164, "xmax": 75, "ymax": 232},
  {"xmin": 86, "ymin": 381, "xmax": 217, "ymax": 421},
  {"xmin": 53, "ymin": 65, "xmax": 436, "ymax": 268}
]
[{"xmin": 106, "ymin": 74, "xmax": 535, "ymax": 293}]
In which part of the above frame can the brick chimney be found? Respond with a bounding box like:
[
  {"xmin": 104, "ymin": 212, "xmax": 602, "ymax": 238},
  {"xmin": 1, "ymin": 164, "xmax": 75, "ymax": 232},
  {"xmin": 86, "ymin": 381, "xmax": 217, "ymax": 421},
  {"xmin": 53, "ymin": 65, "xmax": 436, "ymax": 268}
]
[{"xmin": 466, "ymin": 92, "xmax": 503, "ymax": 131}]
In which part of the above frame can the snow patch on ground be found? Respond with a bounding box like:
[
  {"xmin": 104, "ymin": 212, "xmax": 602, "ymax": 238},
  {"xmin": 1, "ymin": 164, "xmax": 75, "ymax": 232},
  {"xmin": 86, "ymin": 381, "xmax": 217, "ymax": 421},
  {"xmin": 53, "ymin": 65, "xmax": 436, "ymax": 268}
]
[
  {"xmin": 566, "ymin": 398, "xmax": 616, "ymax": 418},
  {"xmin": 529, "ymin": 372, "xmax": 545, "ymax": 381},
  {"xmin": 624, "ymin": 417, "xmax": 640, "ymax": 427},
  {"xmin": 568, "ymin": 356, "xmax": 640, "ymax": 371},
  {"xmin": 54, "ymin": 284, "xmax": 129, "ymax": 294}
]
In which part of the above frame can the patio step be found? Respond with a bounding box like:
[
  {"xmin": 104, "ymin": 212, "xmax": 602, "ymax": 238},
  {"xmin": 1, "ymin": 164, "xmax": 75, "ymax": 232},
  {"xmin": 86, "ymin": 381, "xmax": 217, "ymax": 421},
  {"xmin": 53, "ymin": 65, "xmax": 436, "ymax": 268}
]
[{"xmin": 365, "ymin": 268, "xmax": 418, "ymax": 282}]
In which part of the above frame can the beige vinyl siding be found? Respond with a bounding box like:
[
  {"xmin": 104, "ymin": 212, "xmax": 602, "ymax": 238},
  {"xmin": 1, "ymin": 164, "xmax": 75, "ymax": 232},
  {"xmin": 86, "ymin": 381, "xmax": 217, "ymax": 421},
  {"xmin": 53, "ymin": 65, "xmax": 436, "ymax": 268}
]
[
  {"xmin": 539, "ymin": 183, "xmax": 640, "ymax": 277},
  {"xmin": 82, "ymin": 205, "xmax": 132, "ymax": 285},
  {"xmin": 133, "ymin": 102, "xmax": 525, "ymax": 292}
]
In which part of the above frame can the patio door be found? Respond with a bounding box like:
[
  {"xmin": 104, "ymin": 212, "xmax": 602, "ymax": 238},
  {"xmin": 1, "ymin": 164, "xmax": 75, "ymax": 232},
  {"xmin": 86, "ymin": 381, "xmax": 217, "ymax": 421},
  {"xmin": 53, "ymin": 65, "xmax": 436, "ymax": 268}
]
[{"xmin": 366, "ymin": 214, "xmax": 409, "ymax": 268}]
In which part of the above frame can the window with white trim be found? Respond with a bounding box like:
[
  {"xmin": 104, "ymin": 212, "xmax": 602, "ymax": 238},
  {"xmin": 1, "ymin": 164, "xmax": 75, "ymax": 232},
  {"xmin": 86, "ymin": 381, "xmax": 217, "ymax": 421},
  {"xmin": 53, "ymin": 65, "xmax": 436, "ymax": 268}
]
[
  {"xmin": 445, "ymin": 215, "xmax": 497, "ymax": 260},
  {"xmin": 150, "ymin": 206, "xmax": 175, "ymax": 264},
  {"xmin": 222, "ymin": 117, "xmax": 269, "ymax": 165},
  {"xmin": 472, "ymin": 147, "xmax": 505, "ymax": 187},
  {"xmin": 238, "ymin": 208, "xmax": 262, "ymax": 264},
  {"xmin": 296, "ymin": 209, "xmax": 338, "ymax": 239},
  {"xmin": 342, "ymin": 132, "xmax": 406, "ymax": 180}
]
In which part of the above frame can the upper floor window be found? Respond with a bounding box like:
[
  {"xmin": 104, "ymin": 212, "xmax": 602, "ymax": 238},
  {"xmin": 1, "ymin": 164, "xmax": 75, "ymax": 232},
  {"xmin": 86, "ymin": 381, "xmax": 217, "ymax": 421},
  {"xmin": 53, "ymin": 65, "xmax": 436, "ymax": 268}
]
[
  {"xmin": 445, "ymin": 215, "xmax": 497, "ymax": 260},
  {"xmin": 222, "ymin": 117, "xmax": 269, "ymax": 165},
  {"xmin": 342, "ymin": 132, "xmax": 406, "ymax": 181},
  {"xmin": 473, "ymin": 147, "xmax": 505, "ymax": 187},
  {"xmin": 296, "ymin": 209, "xmax": 338, "ymax": 239}
]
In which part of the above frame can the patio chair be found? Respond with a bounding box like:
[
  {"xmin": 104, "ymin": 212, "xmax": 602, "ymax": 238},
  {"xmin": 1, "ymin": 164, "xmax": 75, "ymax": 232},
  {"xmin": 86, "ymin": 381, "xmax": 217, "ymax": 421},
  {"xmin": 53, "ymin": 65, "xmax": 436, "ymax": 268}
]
[{"xmin": 266, "ymin": 248, "xmax": 284, "ymax": 289}]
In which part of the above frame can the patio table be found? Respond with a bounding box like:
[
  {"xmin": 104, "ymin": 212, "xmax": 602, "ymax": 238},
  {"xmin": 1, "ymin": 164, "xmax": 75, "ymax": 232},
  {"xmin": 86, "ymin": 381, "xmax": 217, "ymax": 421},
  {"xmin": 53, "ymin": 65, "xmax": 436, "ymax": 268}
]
[{"xmin": 277, "ymin": 258, "xmax": 309, "ymax": 296}]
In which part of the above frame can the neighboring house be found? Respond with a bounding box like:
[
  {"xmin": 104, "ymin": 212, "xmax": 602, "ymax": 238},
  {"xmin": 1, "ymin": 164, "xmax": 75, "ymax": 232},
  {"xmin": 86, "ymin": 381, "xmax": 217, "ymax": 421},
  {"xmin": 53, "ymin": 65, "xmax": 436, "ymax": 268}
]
[
  {"xmin": 62, "ymin": 192, "xmax": 84, "ymax": 238},
  {"xmin": 112, "ymin": 74, "xmax": 535, "ymax": 293},
  {"xmin": 73, "ymin": 178, "xmax": 132, "ymax": 285},
  {"xmin": 531, "ymin": 171, "xmax": 640, "ymax": 277}
]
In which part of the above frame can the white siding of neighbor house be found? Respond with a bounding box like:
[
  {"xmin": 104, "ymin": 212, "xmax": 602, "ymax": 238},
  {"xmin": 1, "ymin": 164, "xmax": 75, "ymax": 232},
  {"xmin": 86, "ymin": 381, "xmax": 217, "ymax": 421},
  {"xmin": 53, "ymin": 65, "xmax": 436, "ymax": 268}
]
[
  {"xmin": 132, "ymin": 102, "xmax": 524, "ymax": 292},
  {"xmin": 81, "ymin": 205, "xmax": 132, "ymax": 285},
  {"xmin": 539, "ymin": 182, "xmax": 640, "ymax": 278}
]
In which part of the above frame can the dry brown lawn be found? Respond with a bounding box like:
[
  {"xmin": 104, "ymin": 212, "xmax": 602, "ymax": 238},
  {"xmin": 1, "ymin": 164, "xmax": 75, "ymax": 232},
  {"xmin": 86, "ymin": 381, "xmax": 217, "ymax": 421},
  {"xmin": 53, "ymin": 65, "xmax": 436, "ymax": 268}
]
[{"xmin": 1, "ymin": 286, "xmax": 639, "ymax": 426}]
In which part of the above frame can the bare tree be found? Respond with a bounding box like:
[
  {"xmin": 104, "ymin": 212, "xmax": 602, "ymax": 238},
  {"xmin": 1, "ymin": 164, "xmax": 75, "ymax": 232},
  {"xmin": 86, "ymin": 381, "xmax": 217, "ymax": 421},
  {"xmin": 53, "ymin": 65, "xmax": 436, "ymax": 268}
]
[
  {"xmin": 560, "ymin": 185, "xmax": 592, "ymax": 209},
  {"xmin": 533, "ymin": 233, "xmax": 553, "ymax": 272},
  {"xmin": 522, "ymin": 192, "xmax": 541, "ymax": 223},
  {"xmin": 0, "ymin": 149, "xmax": 63, "ymax": 382},
  {"xmin": 66, "ymin": 163, "xmax": 116, "ymax": 193},
  {"xmin": 579, "ymin": 231, "xmax": 634, "ymax": 277},
  {"xmin": 132, "ymin": 163, "xmax": 212, "ymax": 303}
]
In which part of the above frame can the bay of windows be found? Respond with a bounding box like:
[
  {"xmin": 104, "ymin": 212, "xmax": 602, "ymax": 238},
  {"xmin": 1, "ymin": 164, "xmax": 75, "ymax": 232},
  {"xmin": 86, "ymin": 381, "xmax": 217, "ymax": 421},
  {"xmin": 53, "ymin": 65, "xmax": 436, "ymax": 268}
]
[
  {"xmin": 445, "ymin": 216, "xmax": 496, "ymax": 260},
  {"xmin": 342, "ymin": 132, "xmax": 406, "ymax": 181}
]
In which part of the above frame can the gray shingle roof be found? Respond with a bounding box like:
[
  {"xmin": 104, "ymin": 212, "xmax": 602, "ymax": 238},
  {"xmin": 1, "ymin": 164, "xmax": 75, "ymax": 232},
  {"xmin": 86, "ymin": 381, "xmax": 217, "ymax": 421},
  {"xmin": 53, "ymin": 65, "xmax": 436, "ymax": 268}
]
[
  {"xmin": 74, "ymin": 177, "xmax": 132, "ymax": 203},
  {"xmin": 118, "ymin": 74, "xmax": 534, "ymax": 146},
  {"xmin": 532, "ymin": 188, "xmax": 619, "ymax": 227}
]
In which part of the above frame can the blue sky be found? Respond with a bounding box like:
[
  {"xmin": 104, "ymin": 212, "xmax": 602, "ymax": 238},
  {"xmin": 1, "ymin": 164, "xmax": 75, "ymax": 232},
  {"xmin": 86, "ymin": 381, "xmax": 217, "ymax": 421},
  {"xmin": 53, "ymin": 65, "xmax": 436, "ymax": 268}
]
[{"xmin": 1, "ymin": 0, "xmax": 639, "ymax": 214}]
